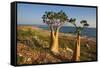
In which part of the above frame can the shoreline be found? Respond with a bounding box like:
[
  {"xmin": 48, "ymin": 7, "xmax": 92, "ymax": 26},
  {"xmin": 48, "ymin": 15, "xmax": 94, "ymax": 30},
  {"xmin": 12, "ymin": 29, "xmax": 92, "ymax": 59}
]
[{"xmin": 17, "ymin": 25, "xmax": 96, "ymax": 43}]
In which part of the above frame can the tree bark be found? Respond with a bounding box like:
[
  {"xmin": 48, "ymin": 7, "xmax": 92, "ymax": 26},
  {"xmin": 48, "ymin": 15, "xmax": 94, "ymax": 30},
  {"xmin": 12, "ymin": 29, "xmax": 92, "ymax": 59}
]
[
  {"xmin": 50, "ymin": 26, "xmax": 55, "ymax": 48},
  {"xmin": 51, "ymin": 29, "xmax": 59, "ymax": 54},
  {"xmin": 72, "ymin": 32, "xmax": 80, "ymax": 61}
]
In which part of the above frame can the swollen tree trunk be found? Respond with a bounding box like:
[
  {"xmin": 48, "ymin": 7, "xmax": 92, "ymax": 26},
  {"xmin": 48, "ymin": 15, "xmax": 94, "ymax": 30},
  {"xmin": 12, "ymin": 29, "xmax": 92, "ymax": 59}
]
[
  {"xmin": 51, "ymin": 29, "xmax": 59, "ymax": 54},
  {"xmin": 50, "ymin": 30, "xmax": 53, "ymax": 48},
  {"xmin": 72, "ymin": 32, "xmax": 80, "ymax": 61}
]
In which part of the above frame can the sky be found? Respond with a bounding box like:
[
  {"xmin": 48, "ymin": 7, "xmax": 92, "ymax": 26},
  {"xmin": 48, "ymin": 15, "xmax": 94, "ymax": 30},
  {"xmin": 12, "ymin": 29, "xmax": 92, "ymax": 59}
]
[{"xmin": 17, "ymin": 3, "xmax": 97, "ymax": 28}]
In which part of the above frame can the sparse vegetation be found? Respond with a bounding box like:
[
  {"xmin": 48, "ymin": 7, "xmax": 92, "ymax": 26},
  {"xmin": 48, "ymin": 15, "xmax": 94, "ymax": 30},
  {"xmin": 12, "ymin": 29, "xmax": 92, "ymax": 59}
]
[{"xmin": 17, "ymin": 25, "xmax": 96, "ymax": 65}]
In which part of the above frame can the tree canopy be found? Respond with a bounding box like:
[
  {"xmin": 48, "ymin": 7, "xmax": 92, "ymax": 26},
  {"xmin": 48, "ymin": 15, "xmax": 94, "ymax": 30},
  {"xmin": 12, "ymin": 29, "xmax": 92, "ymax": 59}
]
[
  {"xmin": 69, "ymin": 18, "xmax": 89, "ymax": 34},
  {"xmin": 42, "ymin": 10, "xmax": 69, "ymax": 30}
]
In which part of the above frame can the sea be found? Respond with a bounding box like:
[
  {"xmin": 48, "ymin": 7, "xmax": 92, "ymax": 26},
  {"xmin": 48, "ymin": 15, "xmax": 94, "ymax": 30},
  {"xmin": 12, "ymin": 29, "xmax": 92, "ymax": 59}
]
[
  {"xmin": 35, "ymin": 25, "xmax": 96, "ymax": 38},
  {"xmin": 18, "ymin": 24, "xmax": 96, "ymax": 39}
]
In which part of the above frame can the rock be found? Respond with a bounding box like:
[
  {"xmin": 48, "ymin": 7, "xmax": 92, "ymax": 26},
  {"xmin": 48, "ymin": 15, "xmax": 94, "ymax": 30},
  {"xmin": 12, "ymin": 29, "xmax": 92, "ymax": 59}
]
[
  {"xmin": 84, "ymin": 44, "xmax": 90, "ymax": 49},
  {"xmin": 27, "ymin": 58, "xmax": 31, "ymax": 62}
]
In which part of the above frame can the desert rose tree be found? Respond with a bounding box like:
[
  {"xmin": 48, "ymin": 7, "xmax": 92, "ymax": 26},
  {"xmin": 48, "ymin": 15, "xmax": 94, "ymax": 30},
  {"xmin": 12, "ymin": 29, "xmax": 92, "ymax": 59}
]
[
  {"xmin": 42, "ymin": 10, "xmax": 69, "ymax": 54},
  {"xmin": 69, "ymin": 18, "xmax": 89, "ymax": 61}
]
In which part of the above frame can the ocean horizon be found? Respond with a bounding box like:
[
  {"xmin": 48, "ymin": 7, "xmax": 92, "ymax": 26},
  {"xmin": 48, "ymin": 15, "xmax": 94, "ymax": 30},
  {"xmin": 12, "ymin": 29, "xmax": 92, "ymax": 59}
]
[{"xmin": 18, "ymin": 24, "xmax": 96, "ymax": 38}]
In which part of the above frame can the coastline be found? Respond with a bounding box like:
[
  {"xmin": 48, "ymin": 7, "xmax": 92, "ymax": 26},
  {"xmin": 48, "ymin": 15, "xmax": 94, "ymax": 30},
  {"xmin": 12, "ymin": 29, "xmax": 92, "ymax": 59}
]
[{"xmin": 17, "ymin": 25, "xmax": 96, "ymax": 42}]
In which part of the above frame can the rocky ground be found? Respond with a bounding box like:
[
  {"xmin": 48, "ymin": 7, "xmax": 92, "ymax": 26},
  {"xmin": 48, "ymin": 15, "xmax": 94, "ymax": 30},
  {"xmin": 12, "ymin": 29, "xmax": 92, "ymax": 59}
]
[{"xmin": 17, "ymin": 25, "xmax": 97, "ymax": 65}]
